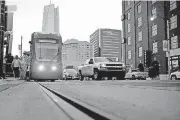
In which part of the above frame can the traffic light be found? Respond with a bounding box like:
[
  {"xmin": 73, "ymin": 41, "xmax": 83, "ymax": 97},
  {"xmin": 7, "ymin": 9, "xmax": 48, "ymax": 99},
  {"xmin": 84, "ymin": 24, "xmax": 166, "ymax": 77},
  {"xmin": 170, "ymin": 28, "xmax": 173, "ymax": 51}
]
[{"xmin": 144, "ymin": 50, "xmax": 152, "ymax": 67}]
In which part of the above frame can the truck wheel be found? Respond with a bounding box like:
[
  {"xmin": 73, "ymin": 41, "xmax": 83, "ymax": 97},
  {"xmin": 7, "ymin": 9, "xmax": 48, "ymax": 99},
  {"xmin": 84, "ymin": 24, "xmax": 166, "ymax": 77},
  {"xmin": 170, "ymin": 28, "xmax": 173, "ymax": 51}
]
[
  {"xmin": 117, "ymin": 76, "xmax": 125, "ymax": 80},
  {"xmin": 108, "ymin": 76, "xmax": 112, "ymax": 80},
  {"xmin": 93, "ymin": 70, "xmax": 102, "ymax": 80}
]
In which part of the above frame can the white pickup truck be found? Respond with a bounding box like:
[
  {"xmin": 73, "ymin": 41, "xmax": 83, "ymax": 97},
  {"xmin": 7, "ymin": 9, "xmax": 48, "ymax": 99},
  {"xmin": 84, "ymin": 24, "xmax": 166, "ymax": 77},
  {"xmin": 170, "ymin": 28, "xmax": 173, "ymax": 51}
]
[{"xmin": 78, "ymin": 57, "xmax": 126, "ymax": 80}]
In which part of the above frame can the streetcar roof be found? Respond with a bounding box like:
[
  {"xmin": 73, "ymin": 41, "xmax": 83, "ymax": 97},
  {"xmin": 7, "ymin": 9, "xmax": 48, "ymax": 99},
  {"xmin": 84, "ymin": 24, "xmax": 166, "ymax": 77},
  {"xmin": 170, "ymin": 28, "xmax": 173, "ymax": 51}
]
[
  {"xmin": 33, "ymin": 31, "xmax": 61, "ymax": 35},
  {"xmin": 32, "ymin": 32, "xmax": 62, "ymax": 40}
]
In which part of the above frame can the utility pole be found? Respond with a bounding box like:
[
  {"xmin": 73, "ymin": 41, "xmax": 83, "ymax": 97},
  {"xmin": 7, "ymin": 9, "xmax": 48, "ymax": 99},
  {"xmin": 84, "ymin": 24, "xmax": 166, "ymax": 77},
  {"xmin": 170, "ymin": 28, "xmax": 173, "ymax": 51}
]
[
  {"xmin": 21, "ymin": 36, "xmax": 23, "ymax": 57},
  {"xmin": 0, "ymin": 0, "xmax": 6, "ymax": 78},
  {"xmin": 167, "ymin": 20, "xmax": 171, "ymax": 79}
]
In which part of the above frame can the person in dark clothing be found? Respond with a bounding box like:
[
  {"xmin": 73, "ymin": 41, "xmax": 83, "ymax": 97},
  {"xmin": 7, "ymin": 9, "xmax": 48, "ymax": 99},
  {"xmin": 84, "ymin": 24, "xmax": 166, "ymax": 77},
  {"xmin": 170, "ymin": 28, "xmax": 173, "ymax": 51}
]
[{"xmin": 11, "ymin": 55, "xmax": 21, "ymax": 78}]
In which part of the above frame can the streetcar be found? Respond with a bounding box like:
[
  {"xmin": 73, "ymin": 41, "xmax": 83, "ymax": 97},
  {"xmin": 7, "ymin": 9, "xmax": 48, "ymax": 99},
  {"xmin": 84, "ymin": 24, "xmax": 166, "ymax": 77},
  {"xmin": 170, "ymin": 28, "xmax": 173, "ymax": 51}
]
[{"xmin": 29, "ymin": 32, "xmax": 63, "ymax": 82}]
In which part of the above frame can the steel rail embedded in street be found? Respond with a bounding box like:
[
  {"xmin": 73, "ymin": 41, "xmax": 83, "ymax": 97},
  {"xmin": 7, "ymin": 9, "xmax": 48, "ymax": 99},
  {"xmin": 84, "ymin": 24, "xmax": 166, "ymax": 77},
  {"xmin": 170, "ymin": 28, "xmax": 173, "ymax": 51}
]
[{"xmin": 38, "ymin": 83, "xmax": 121, "ymax": 120}]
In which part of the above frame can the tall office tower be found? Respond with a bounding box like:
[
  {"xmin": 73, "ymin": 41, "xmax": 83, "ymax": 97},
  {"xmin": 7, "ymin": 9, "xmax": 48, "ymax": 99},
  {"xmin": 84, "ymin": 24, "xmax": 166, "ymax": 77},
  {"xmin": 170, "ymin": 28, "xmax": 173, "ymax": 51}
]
[
  {"xmin": 90, "ymin": 28, "xmax": 122, "ymax": 61},
  {"xmin": 42, "ymin": 4, "xmax": 59, "ymax": 33}
]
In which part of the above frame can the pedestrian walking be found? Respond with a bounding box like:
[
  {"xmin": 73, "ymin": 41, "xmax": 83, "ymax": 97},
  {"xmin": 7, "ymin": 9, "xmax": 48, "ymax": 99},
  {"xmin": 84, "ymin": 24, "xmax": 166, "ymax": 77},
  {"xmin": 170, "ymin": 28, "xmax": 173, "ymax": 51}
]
[
  {"xmin": 11, "ymin": 55, "xmax": 21, "ymax": 79},
  {"xmin": 19, "ymin": 57, "xmax": 24, "ymax": 80},
  {"xmin": 21, "ymin": 52, "xmax": 30, "ymax": 80}
]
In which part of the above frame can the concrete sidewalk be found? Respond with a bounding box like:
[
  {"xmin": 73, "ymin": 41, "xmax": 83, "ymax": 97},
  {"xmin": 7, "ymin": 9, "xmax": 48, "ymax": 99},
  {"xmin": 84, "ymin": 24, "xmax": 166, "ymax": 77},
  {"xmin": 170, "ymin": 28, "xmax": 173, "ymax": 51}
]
[
  {"xmin": 0, "ymin": 82, "xmax": 69, "ymax": 120},
  {"xmin": 0, "ymin": 77, "xmax": 21, "ymax": 85},
  {"xmin": 146, "ymin": 74, "xmax": 169, "ymax": 80}
]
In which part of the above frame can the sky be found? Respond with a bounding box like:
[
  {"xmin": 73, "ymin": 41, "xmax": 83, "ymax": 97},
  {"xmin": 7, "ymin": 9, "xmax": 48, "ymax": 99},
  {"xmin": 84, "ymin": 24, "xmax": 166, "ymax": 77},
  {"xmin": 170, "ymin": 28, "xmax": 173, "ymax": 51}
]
[{"xmin": 6, "ymin": 0, "xmax": 122, "ymax": 56}]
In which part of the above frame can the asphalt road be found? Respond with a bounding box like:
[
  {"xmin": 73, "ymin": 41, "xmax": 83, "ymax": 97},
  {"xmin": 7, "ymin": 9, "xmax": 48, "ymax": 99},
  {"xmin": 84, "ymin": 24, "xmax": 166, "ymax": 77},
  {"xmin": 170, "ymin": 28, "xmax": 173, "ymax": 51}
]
[
  {"xmin": 0, "ymin": 79, "xmax": 180, "ymax": 120},
  {"xmin": 42, "ymin": 80, "xmax": 180, "ymax": 120}
]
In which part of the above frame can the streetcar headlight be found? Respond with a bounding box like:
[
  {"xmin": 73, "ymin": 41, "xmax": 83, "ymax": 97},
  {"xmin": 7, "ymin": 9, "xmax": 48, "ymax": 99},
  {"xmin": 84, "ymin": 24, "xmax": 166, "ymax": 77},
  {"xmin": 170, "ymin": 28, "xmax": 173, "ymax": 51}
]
[
  {"xmin": 52, "ymin": 66, "xmax": 57, "ymax": 71},
  {"xmin": 38, "ymin": 65, "xmax": 45, "ymax": 71}
]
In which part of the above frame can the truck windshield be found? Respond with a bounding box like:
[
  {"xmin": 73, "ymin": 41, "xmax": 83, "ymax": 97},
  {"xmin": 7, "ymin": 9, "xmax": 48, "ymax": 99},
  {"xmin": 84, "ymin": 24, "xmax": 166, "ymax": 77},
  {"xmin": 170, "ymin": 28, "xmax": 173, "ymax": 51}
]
[
  {"xmin": 35, "ymin": 42, "xmax": 58, "ymax": 61},
  {"xmin": 94, "ymin": 57, "xmax": 113, "ymax": 63}
]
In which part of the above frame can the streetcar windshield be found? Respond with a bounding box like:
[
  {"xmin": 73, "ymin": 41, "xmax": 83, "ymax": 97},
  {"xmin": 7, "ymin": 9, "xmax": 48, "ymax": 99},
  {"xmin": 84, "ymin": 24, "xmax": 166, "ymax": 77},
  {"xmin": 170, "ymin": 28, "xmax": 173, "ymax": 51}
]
[{"xmin": 35, "ymin": 42, "xmax": 59, "ymax": 61}]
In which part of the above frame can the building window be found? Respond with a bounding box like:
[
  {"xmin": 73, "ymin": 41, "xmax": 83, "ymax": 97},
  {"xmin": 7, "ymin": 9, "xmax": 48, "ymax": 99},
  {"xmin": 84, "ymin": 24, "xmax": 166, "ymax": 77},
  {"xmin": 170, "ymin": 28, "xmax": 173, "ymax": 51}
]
[
  {"xmin": 152, "ymin": 24, "xmax": 157, "ymax": 36},
  {"xmin": 137, "ymin": 17, "xmax": 142, "ymax": 27},
  {"xmin": 151, "ymin": 7, "xmax": 156, "ymax": 20},
  {"xmin": 138, "ymin": 47, "xmax": 143, "ymax": 57},
  {"xmin": 137, "ymin": 4, "xmax": 141, "ymax": 13},
  {"xmin": 170, "ymin": 15, "xmax": 177, "ymax": 30},
  {"xmin": 170, "ymin": 1, "xmax": 176, "ymax": 11},
  {"xmin": 152, "ymin": 0, "xmax": 156, "ymax": 4},
  {"xmin": 127, "ymin": 11, "xmax": 131, "ymax": 20},
  {"xmin": 127, "ymin": 24, "xmax": 131, "ymax": 32},
  {"xmin": 127, "ymin": 36, "xmax": 131, "ymax": 45},
  {"xmin": 153, "ymin": 42, "xmax": 158, "ymax": 53},
  {"xmin": 138, "ymin": 31, "xmax": 142, "ymax": 41},
  {"xmin": 128, "ymin": 50, "xmax": 131, "ymax": 59},
  {"xmin": 171, "ymin": 36, "xmax": 178, "ymax": 49}
]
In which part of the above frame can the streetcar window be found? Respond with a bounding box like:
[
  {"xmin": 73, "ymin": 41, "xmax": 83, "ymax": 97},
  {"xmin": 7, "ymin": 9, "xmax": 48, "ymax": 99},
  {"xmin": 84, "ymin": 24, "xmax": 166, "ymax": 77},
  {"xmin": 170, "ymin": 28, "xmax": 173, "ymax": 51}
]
[
  {"xmin": 38, "ymin": 39, "xmax": 57, "ymax": 43},
  {"xmin": 35, "ymin": 43, "xmax": 59, "ymax": 61}
]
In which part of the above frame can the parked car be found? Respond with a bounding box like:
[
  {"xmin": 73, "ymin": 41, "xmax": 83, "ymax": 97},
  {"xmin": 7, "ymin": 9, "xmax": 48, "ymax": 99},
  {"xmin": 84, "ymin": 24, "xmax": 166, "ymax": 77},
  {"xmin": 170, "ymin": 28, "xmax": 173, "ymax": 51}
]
[
  {"xmin": 125, "ymin": 69, "xmax": 148, "ymax": 80},
  {"xmin": 63, "ymin": 66, "xmax": 79, "ymax": 80},
  {"xmin": 170, "ymin": 70, "xmax": 180, "ymax": 80},
  {"xmin": 78, "ymin": 57, "xmax": 126, "ymax": 80}
]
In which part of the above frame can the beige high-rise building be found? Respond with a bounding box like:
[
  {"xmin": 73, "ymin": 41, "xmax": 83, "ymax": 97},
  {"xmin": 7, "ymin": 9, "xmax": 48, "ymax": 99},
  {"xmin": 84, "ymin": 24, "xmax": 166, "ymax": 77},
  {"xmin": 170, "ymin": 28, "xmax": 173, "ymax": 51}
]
[
  {"xmin": 62, "ymin": 39, "xmax": 94, "ymax": 67},
  {"xmin": 42, "ymin": 4, "xmax": 59, "ymax": 33},
  {"xmin": 90, "ymin": 28, "xmax": 122, "ymax": 61}
]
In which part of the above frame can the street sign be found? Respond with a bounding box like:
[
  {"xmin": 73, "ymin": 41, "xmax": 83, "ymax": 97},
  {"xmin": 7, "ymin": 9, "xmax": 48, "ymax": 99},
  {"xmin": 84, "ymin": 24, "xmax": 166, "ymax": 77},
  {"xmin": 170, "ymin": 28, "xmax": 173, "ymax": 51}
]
[
  {"xmin": 163, "ymin": 40, "xmax": 168, "ymax": 51},
  {"xmin": 18, "ymin": 45, "xmax": 21, "ymax": 50}
]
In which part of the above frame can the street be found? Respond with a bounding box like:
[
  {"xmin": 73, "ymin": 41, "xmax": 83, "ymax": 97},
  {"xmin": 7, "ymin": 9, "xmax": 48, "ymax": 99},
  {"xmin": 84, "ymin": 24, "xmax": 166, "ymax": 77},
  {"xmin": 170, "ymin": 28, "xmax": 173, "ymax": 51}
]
[
  {"xmin": 0, "ymin": 0, "xmax": 180, "ymax": 120},
  {"xmin": 0, "ymin": 79, "xmax": 180, "ymax": 120}
]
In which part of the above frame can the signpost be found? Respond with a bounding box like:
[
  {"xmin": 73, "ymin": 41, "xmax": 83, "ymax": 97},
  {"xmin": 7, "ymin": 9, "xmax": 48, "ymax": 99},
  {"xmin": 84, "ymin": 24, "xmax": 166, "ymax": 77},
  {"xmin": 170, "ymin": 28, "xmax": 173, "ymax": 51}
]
[{"xmin": 163, "ymin": 40, "xmax": 168, "ymax": 52}]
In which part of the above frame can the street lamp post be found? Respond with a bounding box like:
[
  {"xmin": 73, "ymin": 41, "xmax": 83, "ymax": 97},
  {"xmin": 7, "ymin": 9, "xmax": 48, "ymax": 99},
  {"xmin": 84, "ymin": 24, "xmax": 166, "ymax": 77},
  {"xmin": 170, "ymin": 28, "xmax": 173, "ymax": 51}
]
[
  {"xmin": 150, "ymin": 15, "xmax": 171, "ymax": 79},
  {"xmin": 166, "ymin": 20, "xmax": 171, "ymax": 79}
]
